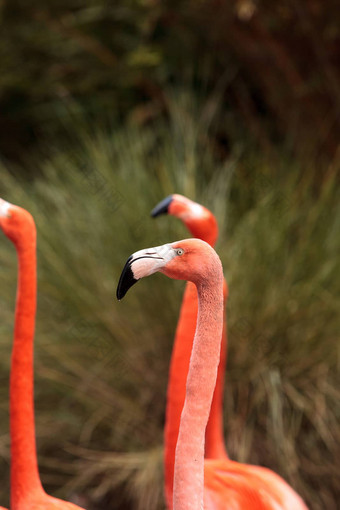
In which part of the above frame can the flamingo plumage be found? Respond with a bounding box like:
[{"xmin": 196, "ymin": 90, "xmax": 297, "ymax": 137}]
[
  {"xmin": 117, "ymin": 238, "xmax": 308, "ymax": 509},
  {"xmin": 0, "ymin": 199, "xmax": 85, "ymax": 510},
  {"xmin": 151, "ymin": 194, "xmax": 228, "ymax": 507}
]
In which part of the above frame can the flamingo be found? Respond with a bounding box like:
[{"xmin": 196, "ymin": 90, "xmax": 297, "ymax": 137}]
[
  {"xmin": 151, "ymin": 194, "xmax": 228, "ymax": 507},
  {"xmin": 117, "ymin": 239, "xmax": 308, "ymax": 509},
  {"xmin": 0, "ymin": 198, "xmax": 86, "ymax": 510}
]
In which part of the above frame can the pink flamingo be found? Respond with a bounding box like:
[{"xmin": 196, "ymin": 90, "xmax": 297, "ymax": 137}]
[
  {"xmin": 117, "ymin": 238, "xmax": 308, "ymax": 509},
  {"xmin": 0, "ymin": 198, "xmax": 85, "ymax": 510},
  {"xmin": 151, "ymin": 194, "xmax": 228, "ymax": 507}
]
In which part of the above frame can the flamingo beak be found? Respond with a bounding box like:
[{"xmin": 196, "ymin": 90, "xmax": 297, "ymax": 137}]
[
  {"xmin": 116, "ymin": 244, "xmax": 177, "ymax": 300},
  {"xmin": 150, "ymin": 195, "xmax": 173, "ymax": 217}
]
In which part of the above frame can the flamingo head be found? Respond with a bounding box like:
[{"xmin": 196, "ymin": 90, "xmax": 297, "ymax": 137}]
[
  {"xmin": 151, "ymin": 194, "xmax": 218, "ymax": 247},
  {"xmin": 116, "ymin": 238, "xmax": 222, "ymax": 300},
  {"xmin": 0, "ymin": 198, "xmax": 36, "ymax": 245}
]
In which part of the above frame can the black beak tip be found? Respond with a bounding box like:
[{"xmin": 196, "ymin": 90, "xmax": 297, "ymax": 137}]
[
  {"xmin": 116, "ymin": 256, "xmax": 138, "ymax": 300},
  {"xmin": 150, "ymin": 195, "xmax": 174, "ymax": 218}
]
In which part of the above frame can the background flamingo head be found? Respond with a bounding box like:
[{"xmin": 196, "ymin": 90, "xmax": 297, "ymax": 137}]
[
  {"xmin": 0, "ymin": 198, "xmax": 36, "ymax": 246},
  {"xmin": 116, "ymin": 238, "xmax": 222, "ymax": 300},
  {"xmin": 151, "ymin": 194, "xmax": 218, "ymax": 247}
]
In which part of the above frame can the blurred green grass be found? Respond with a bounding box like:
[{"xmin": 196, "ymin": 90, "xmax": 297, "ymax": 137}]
[{"xmin": 0, "ymin": 100, "xmax": 339, "ymax": 509}]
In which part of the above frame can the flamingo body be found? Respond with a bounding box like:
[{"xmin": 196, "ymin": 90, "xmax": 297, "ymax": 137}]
[
  {"xmin": 204, "ymin": 459, "xmax": 307, "ymax": 509},
  {"xmin": 13, "ymin": 495, "xmax": 83, "ymax": 510}
]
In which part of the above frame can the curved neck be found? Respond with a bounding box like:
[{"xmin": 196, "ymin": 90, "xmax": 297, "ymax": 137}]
[
  {"xmin": 183, "ymin": 221, "xmax": 217, "ymax": 248},
  {"xmin": 173, "ymin": 268, "xmax": 224, "ymax": 510},
  {"xmin": 10, "ymin": 233, "xmax": 43, "ymax": 506}
]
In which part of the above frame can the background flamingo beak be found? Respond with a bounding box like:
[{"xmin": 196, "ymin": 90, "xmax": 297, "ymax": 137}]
[{"xmin": 150, "ymin": 195, "xmax": 173, "ymax": 217}]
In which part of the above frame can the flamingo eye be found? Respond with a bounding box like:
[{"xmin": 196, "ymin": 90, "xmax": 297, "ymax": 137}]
[{"xmin": 176, "ymin": 248, "xmax": 184, "ymax": 256}]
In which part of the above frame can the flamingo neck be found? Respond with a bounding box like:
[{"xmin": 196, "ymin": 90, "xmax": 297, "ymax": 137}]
[
  {"xmin": 164, "ymin": 282, "xmax": 198, "ymax": 508},
  {"xmin": 10, "ymin": 232, "xmax": 43, "ymax": 507},
  {"xmin": 165, "ymin": 280, "xmax": 229, "ymax": 508},
  {"xmin": 173, "ymin": 265, "xmax": 224, "ymax": 510}
]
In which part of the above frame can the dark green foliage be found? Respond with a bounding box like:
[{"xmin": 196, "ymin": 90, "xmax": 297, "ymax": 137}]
[{"xmin": 0, "ymin": 1, "xmax": 339, "ymax": 165}]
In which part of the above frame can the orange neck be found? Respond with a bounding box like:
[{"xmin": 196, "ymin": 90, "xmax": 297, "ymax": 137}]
[
  {"xmin": 183, "ymin": 218, "xmax": 217, "ymax": 248},
  {"xmin": 204, "ymin": 279, "xmax": 228, "ymax": 461},
  {"xmin": 10, "ymin": 231, "xmax": 43, "ymax": 507}
]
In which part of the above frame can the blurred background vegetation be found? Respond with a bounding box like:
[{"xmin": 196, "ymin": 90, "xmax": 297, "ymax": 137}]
[
  {"xmin": 0, "ymin": 1, "xmax": 339, "ymax": 509},
  {"xmin": 1, "ymin": 0, "xmax": 340, "ymax": 168}
]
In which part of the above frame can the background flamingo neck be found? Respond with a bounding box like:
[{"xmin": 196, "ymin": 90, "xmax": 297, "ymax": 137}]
[
  {"xmin": 10, "ymin": 234, "xmax": 44, "ymax": 506},
  {"xmin": 183, "ymin": 220, "xmax": 217, "ymax": 248},
  {"xmin": 204, "ymin": 279, "xmax": 228, "ymax": 460},
  {"xmin": 173, "ymin": 268, "xmax": 224, "ymax": 510}
]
